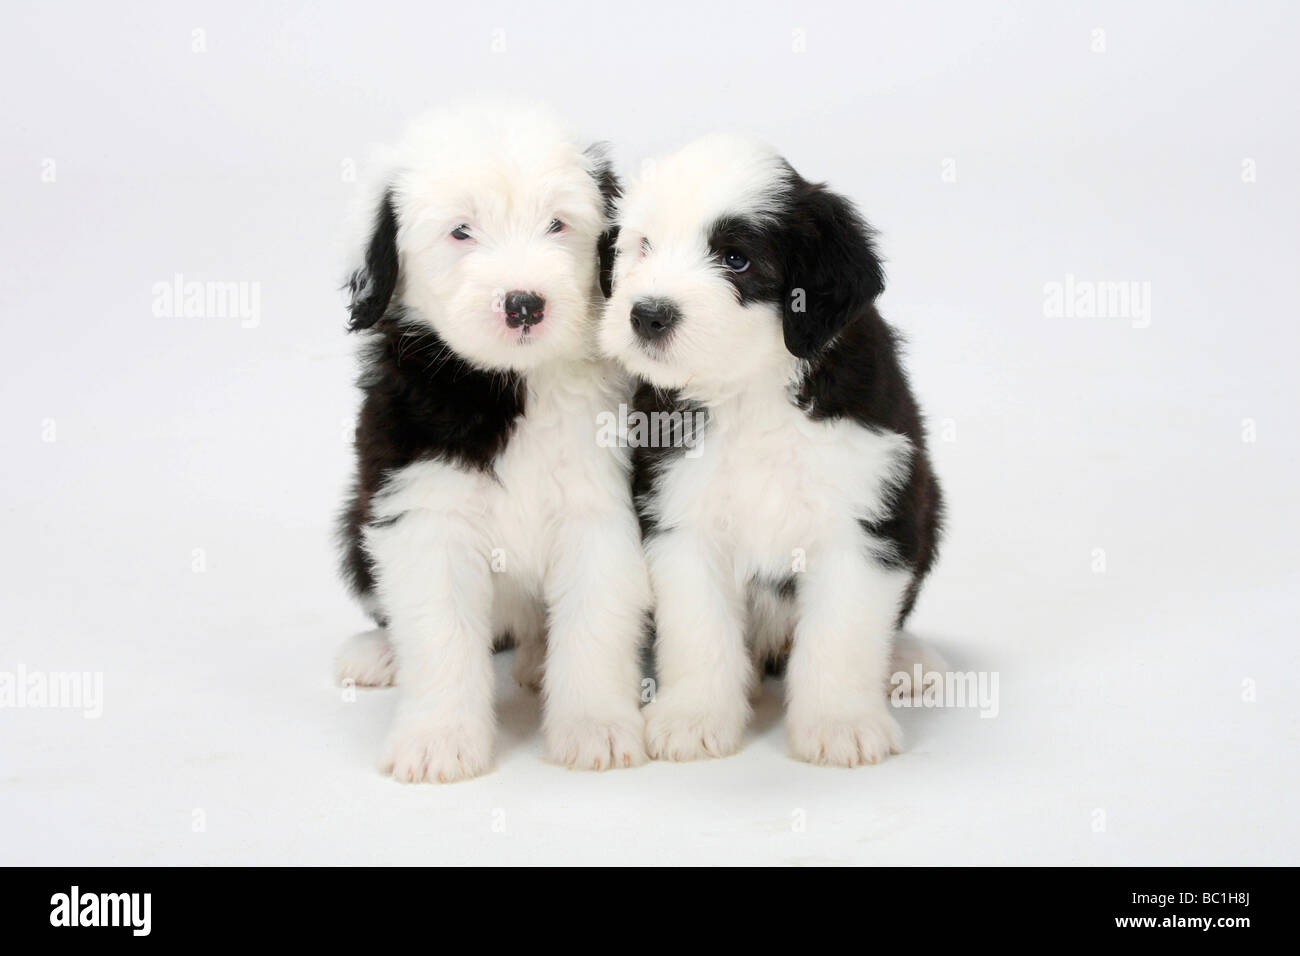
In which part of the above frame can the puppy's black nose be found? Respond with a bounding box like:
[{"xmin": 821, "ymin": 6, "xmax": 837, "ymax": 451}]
[
  {"xmin": 504, "ymin": 290, "xmax": 545, "ymax": 329},
  {"xmin": 630, "ymin": 298, "xmax": 680, "ymax": 341}
]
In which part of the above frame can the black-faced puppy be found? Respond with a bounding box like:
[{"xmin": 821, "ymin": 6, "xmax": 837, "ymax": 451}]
[
  {"xmin": 600, "ymin": 133, "xmax": 943, "ymax": 766},
  {"xmin": 335, "ymin": 106, "xmax": 649, "ymax": 782}
]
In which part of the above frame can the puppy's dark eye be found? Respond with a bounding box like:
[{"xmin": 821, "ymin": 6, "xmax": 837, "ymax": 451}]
[
  {"xmin": 547, "ymin": 218, "xmax": 566, "ymax": 234},
  {"xmin": 450, "ymin": 224, "xmax": 472, "ymax": 241},
  {"xmin": 640, "ymin": 237, "xmax": 651, "ymax": 258},
  {"xmin": 720, "ymin": 250, "xmax": 749, "ymax": 273}
]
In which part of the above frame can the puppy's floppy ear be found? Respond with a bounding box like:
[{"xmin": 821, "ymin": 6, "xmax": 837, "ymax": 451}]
[
  {"xmin": 345, "ymin": 189, "xmax": 399, "ymax": 331},
  {"xmin": 585, "ymin": 143, "xmax": 623, "ymax": 298},
  {"xmin": 596, "ymin": 225, "xmax": 620, "ymax": 299},
  {"xmin": 781, "ymin": 178, "xmax": 885, "ymax": 358}
]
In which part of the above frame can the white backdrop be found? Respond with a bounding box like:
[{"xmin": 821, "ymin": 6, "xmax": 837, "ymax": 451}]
[{"xmin": 2, "ymin": 1, "xmax": 1297, "ymax": 865}]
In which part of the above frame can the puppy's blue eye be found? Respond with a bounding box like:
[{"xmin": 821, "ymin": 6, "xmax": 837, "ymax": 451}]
[
  {"xmin": 721, "ymin": 251, "xmax": 749, "ymax": 273},
  {"xmin": 548, "ymin": 218, "xmax": 565, "ymax": 234},
  {"xmin": 450, "ymin": 225, "xmax": 471, "ymax": 240}
]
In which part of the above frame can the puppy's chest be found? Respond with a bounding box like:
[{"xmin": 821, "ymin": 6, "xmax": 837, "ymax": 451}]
[
  {"xmin": 489, "ymin": 379, "xmax": 625, "ymax": 529},
  {"xmin": 653, "ymin": 398, "xmax": 909, "ymax": 558}
]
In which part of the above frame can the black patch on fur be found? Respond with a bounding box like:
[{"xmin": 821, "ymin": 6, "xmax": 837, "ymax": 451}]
[
  {"xmin": 585, "ymin": 142, "xmax": 621, "ymax": 219},
  {"xmin": 346, "ymin": 190, "xmax": 400, "ymax": 331},
  {"xmin": 794, "ymin": 310, "xmax": 944, "ymax": 624},
  {"xmin": 705, "ymin": 215, "xmax": 784, "ymax": 307},
  {"xmin": 762, "ymin": 654, "xmax": 789, "ymax": 678},
  {"xmin": 638, "ymin": 609, "xmax": 658, "ymax": 683},
  {"xmin": 337, "ymin": 308, "xmax": 526, "ymax": 609},
  {"xmin": 597, "ymin": 226, "xmax": 619, "ymax": 299},
  {"xmin": 585, "ymin": 143, "xmax": 622, "ymax": 298},
  {"xmin": 779, "ymin": 173, "xmax": 885, "ymax": 359},
  {"xmin": 779, "ymin": 174, "xmax": 939, "ymax": 623},
  {"xmin": 628, "ymin": 380, "xmax": 708, "ymax": 539}
]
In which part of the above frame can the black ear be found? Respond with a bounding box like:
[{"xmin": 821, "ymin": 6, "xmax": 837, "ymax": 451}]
[
  {"xmin": 346, "ymin": 189, "xmax": 399, "ymax": 331},
  {"xmin": 585, "ymin": 143, "xmax": 623, "ymax": 299},
  {"xmin": 596, "ymin": 225, "xmax": 620, "ymax": 299},
  {"xmin": 781, "ymin": 180, "xmax": 884, "ymax": 358}
]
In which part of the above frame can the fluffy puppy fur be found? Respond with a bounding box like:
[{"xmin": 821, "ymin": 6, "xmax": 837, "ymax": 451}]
[
  {"xmin": 336, "ymin": 106, "xmax": 650, "ymax": 782},
  {"xmin": 600, "ymin": 133, "xmax": 943, "ymax": 767}
]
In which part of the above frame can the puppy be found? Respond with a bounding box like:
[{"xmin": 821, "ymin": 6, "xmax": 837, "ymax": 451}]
[
  {"xmin": 600, "ymin": 133, "xmax": 943, "ymax": 766},
  {"xmin": 335, "ymin": 106, "xmax": 649, "ymax": 782}
]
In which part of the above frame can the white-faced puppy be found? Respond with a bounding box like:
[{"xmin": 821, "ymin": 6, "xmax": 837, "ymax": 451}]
[
  {"xmin": 335, "ymin": 106, "xmax": 650, "ymax": 783},
  {"xmin": 600, "ymin": 133, "xmax": 943, "ymax": 767}
]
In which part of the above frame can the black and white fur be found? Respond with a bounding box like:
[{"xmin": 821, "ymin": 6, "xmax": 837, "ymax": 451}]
[
  {"xmin": 336, "ymin": 106, "xmax": 649, "ymax": 782},
  {"xmin": 599, "ymin": 133, "xmax": 943, "ymax": 766}
]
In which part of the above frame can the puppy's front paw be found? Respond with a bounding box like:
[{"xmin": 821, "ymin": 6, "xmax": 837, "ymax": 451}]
[
  {"xmin": 787, "ymin": 708, "xmax": 902, "ymax": 767},
  {"xmin": 643, "ymin": 697, "xmax": 746, "ymax": 761},
  {"xmin": 545, "ymin": 713, "xmax": 647, "ymax": 771},
  {"xmin": 380, "ymin": 720, "xmax": 492, "ymax": 784},
  {"xmin": 335, "ymin": 629, "xmax": 397, "ymax": 687}
]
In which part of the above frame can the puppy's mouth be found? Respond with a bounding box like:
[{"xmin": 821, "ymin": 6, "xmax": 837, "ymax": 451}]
[
  {"xmin": 633, "ymin": 341, "xmax": 666, "ymax": 361},
  {"xmin": 631, "ymin": 332, "xmax": 678, "ymax": 361},
  {"xmin": 496, "ymin": 314, "xmax": 550, "ymax": 345},
  {"xmin": 623, "ymin": 341, "xmax": 686, "ymax": 385}
]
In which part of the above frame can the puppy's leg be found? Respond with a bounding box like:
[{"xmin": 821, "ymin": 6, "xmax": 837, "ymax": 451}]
[
  {"xmin": 746, "ymin": 581, "xmax": 796, "ymax": 688},
  {"xmin": 541, "ymin": 516, "xmax": 649, "ymax": 770},
  {"xmin": 366, "ymin": 508, "xmax": 495, "ymax": 784},
  {"xmin": 785, "ymin": 541, "xmax": 908, "ymax": 767},
  {"xmin": 493, "ymin": 575, "xmax": 547, "ymax": 691},
  {"xmin": 643, "ymin": 530, "xmax": 751, "ymax": 760},
  {"xmin": 335, "ymin": 628, "xmax": 396, "ymax": 687}
]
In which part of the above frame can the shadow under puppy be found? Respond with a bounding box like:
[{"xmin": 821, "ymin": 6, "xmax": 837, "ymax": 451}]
[
  {"xmin": 335, "ymin": 106, "xmax": 649, "ymax": 783},
  {"xmin": 600, "ymin": 133, "xmax": 944, "ymax": 766}
]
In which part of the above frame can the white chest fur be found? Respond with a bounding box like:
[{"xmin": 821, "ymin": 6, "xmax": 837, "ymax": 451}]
[
  {"xmin": 487, "ymin": 361, "xmax": 633, "ymax": 580},
  {"xmin": 648, "ymin": 382, "xmax": 911, "ymax": 578},
  {"xmin": 370, "ymin": 359, "xmax": 635, "ymax": 591}
]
